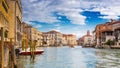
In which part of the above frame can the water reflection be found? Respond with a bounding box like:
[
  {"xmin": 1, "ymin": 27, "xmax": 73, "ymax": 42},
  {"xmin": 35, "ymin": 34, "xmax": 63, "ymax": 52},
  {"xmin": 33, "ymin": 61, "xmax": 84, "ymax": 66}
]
[{"xmin": 17, "ymin": 46, "xmax": 120, "ymax": 68}]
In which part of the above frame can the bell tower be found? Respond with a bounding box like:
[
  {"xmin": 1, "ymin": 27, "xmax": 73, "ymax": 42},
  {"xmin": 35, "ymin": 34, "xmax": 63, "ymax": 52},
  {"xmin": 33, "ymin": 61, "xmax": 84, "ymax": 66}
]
[{"xmin": 87, "ymin": 30, "xmax": 90, "ymax": 36}]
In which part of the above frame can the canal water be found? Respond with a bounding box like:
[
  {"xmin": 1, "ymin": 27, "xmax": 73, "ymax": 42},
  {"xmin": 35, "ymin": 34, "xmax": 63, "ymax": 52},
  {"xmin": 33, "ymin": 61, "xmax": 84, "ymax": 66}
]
[{"xmin": 17, "ymin": 46, "xmax": 120, "ymax": 68}]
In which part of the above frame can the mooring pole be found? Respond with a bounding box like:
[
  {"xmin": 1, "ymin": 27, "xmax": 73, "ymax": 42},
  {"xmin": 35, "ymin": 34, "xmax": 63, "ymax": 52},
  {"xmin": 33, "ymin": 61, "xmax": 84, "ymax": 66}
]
[{"xmin": 0, "ymin": 27, "xmax": 4, "ymax": 68}]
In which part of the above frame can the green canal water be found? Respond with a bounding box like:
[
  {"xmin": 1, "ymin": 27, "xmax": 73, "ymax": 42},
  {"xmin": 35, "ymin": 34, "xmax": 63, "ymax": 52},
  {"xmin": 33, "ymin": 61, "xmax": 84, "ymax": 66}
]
[{"xmin": 17, "ymin": 46, "xmax": 120, "ymax": 68}]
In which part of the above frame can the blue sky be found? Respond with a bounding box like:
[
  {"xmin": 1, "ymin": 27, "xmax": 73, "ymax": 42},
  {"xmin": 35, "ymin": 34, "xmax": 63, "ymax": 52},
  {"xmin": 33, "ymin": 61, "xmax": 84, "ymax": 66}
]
[{"xmin": 21, "ymin": 0, "xmax": 120, "ymax": 39}]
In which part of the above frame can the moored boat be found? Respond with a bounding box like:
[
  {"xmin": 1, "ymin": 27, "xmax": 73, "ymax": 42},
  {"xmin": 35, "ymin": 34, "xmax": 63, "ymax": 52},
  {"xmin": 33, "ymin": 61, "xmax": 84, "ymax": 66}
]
[
  {"xmin": 110, "ymin": 46, "xmax": 120, "ymax": 49},
  {"xmin": 69, "ymin": 45, "xmax": 74, "ymax": 48},
  {"xmin": 19, "ymin": 48, "xmax": 44, "ymax": 55},
  {"xmin": 82, "ymin": 45, "xmax": 94, "ymax": 48}
]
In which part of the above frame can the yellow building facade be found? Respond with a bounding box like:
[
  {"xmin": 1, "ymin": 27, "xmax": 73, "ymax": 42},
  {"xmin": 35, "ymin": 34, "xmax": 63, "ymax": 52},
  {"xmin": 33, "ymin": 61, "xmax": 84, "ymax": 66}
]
[
  {"xmin": 0, "ymin": 0, "xmax": 10, "ymax": 68},
  {"xmin": 22, "ymin": 22, "xmax": 32, "ymax": 49},
  {"xmin": 0, "ymin": 0, "xmax": 22, "ymax": 68},
  {"xmin": 38, "ymin": 31, "xmax": 43, "ymax": 47},
  {"xmin": 63, "ymin": 34, "xmax": 77, "ymax": 46},
  {"xmin": 0, "ymin": 0, "xmax": 9, "ymax": 41},
  {"xmin": 31, "ymin": 28, "xmax": 38, "ymax": 47}
]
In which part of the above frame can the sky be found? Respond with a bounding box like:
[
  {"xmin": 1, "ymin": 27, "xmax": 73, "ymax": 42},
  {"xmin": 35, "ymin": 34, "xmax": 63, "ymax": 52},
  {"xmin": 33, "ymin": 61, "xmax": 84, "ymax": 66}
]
[{"xmin": 21, "ymin": 0, "xmax": 120, "ymax": 39}]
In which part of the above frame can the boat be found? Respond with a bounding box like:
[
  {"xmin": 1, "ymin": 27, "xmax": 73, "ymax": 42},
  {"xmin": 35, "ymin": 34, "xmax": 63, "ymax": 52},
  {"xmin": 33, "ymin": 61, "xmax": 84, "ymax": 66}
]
[
  {"xmin": 69, "ymin": 45, "xmax": 74, "ymax": 48},
  {"xmin": 19, "ymin": 48, "xmax": 44, "ymax": 55},
  {"xmin": 82, "ymin": 45, "xmax": 94, "ymax": 48},
  {"xmin": 110, "ymin": 46, "xmax": 120, "ymax": 49}
]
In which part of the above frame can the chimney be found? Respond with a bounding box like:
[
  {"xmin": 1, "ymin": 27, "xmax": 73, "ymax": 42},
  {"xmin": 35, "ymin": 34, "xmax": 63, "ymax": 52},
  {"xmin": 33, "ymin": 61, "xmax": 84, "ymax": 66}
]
[{"xmin": 110, "ymin": 19, "xmax": 115, "ymax": 23}]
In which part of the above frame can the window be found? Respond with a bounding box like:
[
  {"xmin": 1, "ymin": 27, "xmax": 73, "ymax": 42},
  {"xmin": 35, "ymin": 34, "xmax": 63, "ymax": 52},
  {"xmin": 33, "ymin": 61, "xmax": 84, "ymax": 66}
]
[
  {"xmin": 2, "ymin": 2, "xmax": 8, "ymax": 13},
  {"xmin": 0, "ymin": 29, "xmax": 1, "ymax": 36},
  {"xmin": 4, "ymin": 31, "xmax": 8, "ymax": 38},
  {"xmin": 17, "ymin": 16, "xmax": 21, "ymax": 32}
]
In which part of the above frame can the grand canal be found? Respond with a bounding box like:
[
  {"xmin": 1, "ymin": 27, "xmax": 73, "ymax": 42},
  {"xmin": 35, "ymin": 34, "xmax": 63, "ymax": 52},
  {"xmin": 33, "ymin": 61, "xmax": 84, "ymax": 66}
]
[{"xmin": 17, "ymin": 46, "xmax": 120, "ymax": 68}]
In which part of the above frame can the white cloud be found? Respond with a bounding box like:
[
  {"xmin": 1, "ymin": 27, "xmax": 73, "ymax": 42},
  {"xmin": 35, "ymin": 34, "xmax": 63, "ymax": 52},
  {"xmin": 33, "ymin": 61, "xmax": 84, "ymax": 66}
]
[
  {"xmin": 99, "ymin": 16, "xmax": 119, "ymax": 19},
  {"xmin": 22, "ymin": 0, "xmax": 120, "ymax": 38},
  {"xmin": 99, "ymin": 6, "xmax": 120, "ymax": 19},
  {"xmin": 65, "ymin": 12, "xmax": 86, "ymax": 25},
  {"xmin": 29, "ymin": 0, "xmax": 38, "ymax": 3},
  {"xmin": 22, "ymin": 0, "xmax": 120, "ymax": 25},
  {"xmin": 22, "ymin": 0, "xmax": 60, "ymax": 23},
  {"xmin": 85, "ymin": 1, "xmax": 120, "ymax": 20},
  {"xmin": 22, "ymin": 0, "xmax": 86, "ymax": 25},
  {"xmin": 26, "ymin": 21, "xmax": 42, "ymax": 29}
]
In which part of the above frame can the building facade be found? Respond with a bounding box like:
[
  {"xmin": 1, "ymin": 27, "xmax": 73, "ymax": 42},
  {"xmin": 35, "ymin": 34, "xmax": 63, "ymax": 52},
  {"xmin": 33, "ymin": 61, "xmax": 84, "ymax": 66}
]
[
  {"xmin": 22, "ymin": 22, "xmax": 32, "ymax": 49},
  {"xmin": 0, "ymin": 0, "xmax": 10, "ymax": 67},
  {"xmin": 15, "ymin": 0, "xmax": 22, "ymax": 48},
  {"xmin": 42, "ymin": 32, "xmax": 50, "ymax": 46},
  {"xmin": 31, "ymin": 28, "xmax": 38, "ymax": 47},
  {"xmin": 94, "ymin": 20, "xmax": 120, "ymax": 47},
  {"xmin": 78, "ymin": 30, "xmax": 93, "ymax": 46},
  {"xmin": 38, "ymin": 31, "xmax": 43, "ymax": 47},
  {"xmin": 113, "ymin": 21, "xmax": 120, "ymax": 46},
  {"xmin": 42, "ymin": 30, "xmax": 63, "ymax": 46},
  {"xmin": 63, "ymin": 34, "xmax": 77, "ymax": 46},
  {"xmin": 0, "ymin": 0, "xmax": 22, "ymax": 68}
]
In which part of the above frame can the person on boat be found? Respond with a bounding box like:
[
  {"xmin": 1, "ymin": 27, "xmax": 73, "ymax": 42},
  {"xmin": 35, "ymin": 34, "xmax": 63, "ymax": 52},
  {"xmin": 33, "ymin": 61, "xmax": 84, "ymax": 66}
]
[{"xmin": 15, "ymin": 47, "xmax": 20, "ymax": 58}]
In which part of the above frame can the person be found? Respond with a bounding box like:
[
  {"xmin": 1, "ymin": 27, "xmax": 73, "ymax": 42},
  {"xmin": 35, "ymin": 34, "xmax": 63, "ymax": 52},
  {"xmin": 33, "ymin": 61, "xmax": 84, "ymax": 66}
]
[{"xmin": 15, "ymin": 48, "xmax": 20, "ymax": 58}]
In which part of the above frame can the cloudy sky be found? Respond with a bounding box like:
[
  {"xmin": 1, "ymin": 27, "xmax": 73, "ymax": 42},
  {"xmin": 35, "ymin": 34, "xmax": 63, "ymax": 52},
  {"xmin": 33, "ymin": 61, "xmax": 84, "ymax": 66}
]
[{"xmin": 21, "ymin": 0, "xmax": 120, "ymax": 39}]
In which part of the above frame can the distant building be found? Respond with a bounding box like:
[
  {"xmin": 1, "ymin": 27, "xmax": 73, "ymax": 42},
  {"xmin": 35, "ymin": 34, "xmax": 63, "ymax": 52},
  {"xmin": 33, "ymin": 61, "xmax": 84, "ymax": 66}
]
[
  {"xmin": 42, "ymin": 30, "xmax": 63, "ymax": 46},
  {"xmin": 78, "ymin": 38, "xmax": 84, "ymax": 45},
  {"xmin": 37, "ymin": 31, "xmax": 43, "ymax": 47},
  {"xmin": 63, "ymin": 34, "xmax": 77, "ymax": 46},
  {"xmin": 78, "ymin": 30, "xmax": 93, "ymax": 46},
  {"xmin": 22, "ymin": 22, "xmax": 32, "ymax": 48},
  {"xmin": 42, "ymin": 32, "xmax": 50, "ymax": 46},
  {"xmin": 62, "ymin": 34, "xmax": 68, "ymax": 45},
  {"xmin": 31, "ymin": 28, "xmax": 39, "ymax": 47}
]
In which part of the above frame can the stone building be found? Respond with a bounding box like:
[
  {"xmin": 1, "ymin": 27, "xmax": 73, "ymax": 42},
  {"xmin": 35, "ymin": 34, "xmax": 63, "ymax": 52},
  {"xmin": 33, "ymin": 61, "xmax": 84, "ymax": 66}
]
[
  {"xmin": 31, "ymin": 28, "xmax": 38, "ymax": 47},
  {"xmin": 42, "ymin": 30, "xmax": 63, "ymax": 46},
  {"xmin": 37, "ymin": 31, "xmax": 43, "ymax": 47},
  {"xmin": 78, "ymin": 30, "xmax": 93, "ymax": 46},
  {"xmin": 63, "ymin": 34, "xmax": 77, "ymax": 46},
  {"xmin": 0, "ymin": 0, "xmax": 22, "ymax": 68},
  {"xmin": 112, "ymin": 21, "xmax": 120, "ymax": 46},
  {"xmin": 94, "ymin": 19, "xmax": 120, "ymax": 47},
  {"xmin": 0, "ymin": 0, "xmax": 10, "ymax": 67},
  {"xmin": 33, "ymin": 30, "xmax": 43, "ymax": 47},
  {"xmin": 42, "ymin": 32, "xmax": 50, "ymax": 46},
  {"xmin": 22, "ymin": 22, "xmax": 32, "ymax": 49}
]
